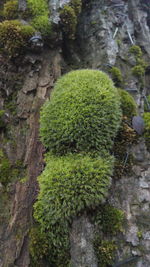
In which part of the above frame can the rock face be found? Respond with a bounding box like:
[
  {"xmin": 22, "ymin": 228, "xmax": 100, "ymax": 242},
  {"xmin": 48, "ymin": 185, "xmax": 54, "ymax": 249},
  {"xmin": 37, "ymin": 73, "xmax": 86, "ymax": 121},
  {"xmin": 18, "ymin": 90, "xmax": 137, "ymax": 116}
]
[{"xmin": 0, "ymin": 0, "xmax": 150, "ymax": 266}]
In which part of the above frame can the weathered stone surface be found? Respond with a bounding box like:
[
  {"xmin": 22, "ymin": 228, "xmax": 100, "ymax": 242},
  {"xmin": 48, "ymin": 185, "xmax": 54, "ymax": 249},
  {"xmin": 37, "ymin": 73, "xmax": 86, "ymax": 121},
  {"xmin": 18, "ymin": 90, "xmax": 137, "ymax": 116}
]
[{"xmin": 70, "ymin": 214, "xmax": 98, "ymax": 267}]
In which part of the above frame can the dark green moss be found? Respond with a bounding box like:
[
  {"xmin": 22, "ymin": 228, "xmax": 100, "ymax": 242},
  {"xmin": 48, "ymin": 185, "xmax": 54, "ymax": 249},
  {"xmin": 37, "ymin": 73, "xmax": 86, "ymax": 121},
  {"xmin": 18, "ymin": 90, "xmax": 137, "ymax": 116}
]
[
  {"xmin": 143, "ymin": 112, "xmax": 150, "ymax": 151},
  {"xmin": 118, "ymin": 89, "xmax": 137, "ymax": 118},
  {"xmin": 110, "ymin": 67, "xmax": 123, "ymax": 87}
]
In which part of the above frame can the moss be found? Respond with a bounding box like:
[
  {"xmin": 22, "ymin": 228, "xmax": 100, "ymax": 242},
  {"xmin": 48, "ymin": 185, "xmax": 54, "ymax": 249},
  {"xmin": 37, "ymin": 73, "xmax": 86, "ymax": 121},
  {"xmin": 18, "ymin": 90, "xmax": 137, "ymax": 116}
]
[
  {"xmin": 0, "ymin": 20, "xmax": 34, "ymax": 57},
  {"xmin": 31, "ymin": 15, "xmax": 51, "ymax": 37},
  {"xmin": 113, "ymin": 117, "xmax": 137, "ymax": 179},
  {"xmin": 118, "ymin": 89, "xmax": 137, "ymax": 118},
  {"xmin": 40, "ymin": 69, "xmax": 122, "ymax": 154},
  {"xmin": 27, "ymin": 0, "xmax": 51, "ymax": 37},
  {"xmin": 143, "ymin": 112, "xmax": 150, "ymax": 151},
  {"xmin": 110, "ymin": 67, "xmax": 123, "ymax": 86},
  {"xmin": 132, "ymin": 65, "xmax": 146, "ymax": 78},
  {"xmin": 3, "ymin": 0, "xmax": 18, "ymax": 19},
  {"xmin": 93, "ymin": 204, "xmax": 124, "ymax": 235},
  {"xmin": 60, "ymin": 0, "xmax": 82, "ymax": 39},
  {"xmin": 129, "ymin": 45, "xmax": 142, "ymax": 58},
  {"xmin": 94, "ymin": 240, "xmax": 117, "ymax": 267},
  {"xmin": 129, "ymin": 45, "xmax": 147, "ymax": 85},
  {"xmin": 0, "ymin": 110, "xmax": 5, "ymax": 128}
]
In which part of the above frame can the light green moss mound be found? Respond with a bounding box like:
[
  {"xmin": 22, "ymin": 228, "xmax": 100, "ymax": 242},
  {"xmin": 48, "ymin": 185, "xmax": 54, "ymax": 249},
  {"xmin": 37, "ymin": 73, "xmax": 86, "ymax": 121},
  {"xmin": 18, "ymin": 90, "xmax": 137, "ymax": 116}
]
[
  {"xmin": 27, "ymin": 0, "xmax": 51, "ymax": 37},
  {"xmin": 34, "ymin": 153, "xmax": 113, "ymax": 226},
  {"xmin": 118, "ymin": 89, "xmax": 137, "ymax": 118},
  {"xmin": 40, "ymin": 69, "xmax": 122, "ymax": 154}
]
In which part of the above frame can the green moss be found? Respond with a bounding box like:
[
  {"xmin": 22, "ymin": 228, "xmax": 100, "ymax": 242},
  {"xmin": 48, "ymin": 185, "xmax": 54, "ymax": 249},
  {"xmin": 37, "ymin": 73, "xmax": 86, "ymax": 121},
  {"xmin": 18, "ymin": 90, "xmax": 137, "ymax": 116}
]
[
  {"xmin": 3, "ymin": 0, "xmax": 18, "ymax": 19},
  {"xmin": 94, "ymin": 204, "xmax": 124, "ymax": 235},
  {"xmin": 34, "ymin": 153, "xmax": 113, "ymax": 265},
  {"xmin": 27, "ymin": 0, "xmax": 48, "ymax": 17},
  {"xmin": 110, "ymin": 67, "xmax": 123, "ymax": 86},
  {"xmin": 0, "ymin": 150, "xmax": 11, "ymax": 185},
  {"xmin": 40, "ymin": 69, "xmax": 122, "ymax": 154},
  {"xmin": 94, "ymin": 240, "xmax": 117, "ymax": 267},
  {"xmin": 31, "ymin": 15, "xmax": 51, "ymax": 37},
  {"xmin": 132, "ymin": 65, "xmax": 146, "ymax": 78},
  {"xmin": 60, "ymin": 0, "xmax": 81, "ymax": 39},
  {"xmin": 0, "ymin": 110, "xmax": 5, "ymax": 128},
  {"xmin": 118, "ymin": 89, "xmax": 137, "ymax": 118},
  {"xmin": 129, "ymin": 45, "xmax": 142, "ymax": 58},
  {"xmin": 143, "ymin": 112, "xmax": 150, "ymax": 151},
  {"xmin": 0, "ymin": 20, "xmax": 34, "ymax": 57},
  {"xmin": 27, "ymin": 0, "xmax": 51, "ymax": 37}
]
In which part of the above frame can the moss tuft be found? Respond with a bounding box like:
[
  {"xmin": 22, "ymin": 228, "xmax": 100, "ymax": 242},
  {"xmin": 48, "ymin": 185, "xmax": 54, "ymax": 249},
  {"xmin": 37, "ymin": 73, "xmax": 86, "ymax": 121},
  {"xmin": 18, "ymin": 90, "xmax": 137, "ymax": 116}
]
[
  {"xmin": 143, "ymin": 112, "xmax": 150, "ymax": 151},
  {"xmin": 0, "ymin": 20, "xmax": 34, "ymax": 57},
  {"xmin": 110, "ymin": 67, "xmax": 123, "ymax": 86},
  {"xmin": 3, "ymin": 0, "xmax": 18, "ymax": 19},
  {"xmin": 60, "ymin": 0, "xmax": 82, "ymax": 39},
  {"xmin": 118, "ymin": 89, "xmax": 137, "ymax": 118},
  {"xmin": 129, "ymin": 45, "xmax": 142, "ymax": 58}
]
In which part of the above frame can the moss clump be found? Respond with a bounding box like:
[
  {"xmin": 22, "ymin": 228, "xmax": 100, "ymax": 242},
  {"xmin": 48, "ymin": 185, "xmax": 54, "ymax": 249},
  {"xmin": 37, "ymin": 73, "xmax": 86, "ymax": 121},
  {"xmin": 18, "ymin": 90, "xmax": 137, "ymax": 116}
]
[
  {"xmin": 94, "ymin": 240, "xmax": 117, "ymax": 267},
  {"xmin": 143, "ymin": 112, "xmax": 150, "ymax": 151},
  {"xmin": 0, "ymin": 20, "xmax": 34, "ymax": 57},
  {"xmin": 118, "ymin": 89, "xmax": 137, "ymax": 118},
  {"xmin": 34, "ymin": 153, "xmax": 113, "ymax": 265},
  {"xmin": 129, "ymin": 45, "xmax": 147, "ymax": 84},
  {"xmin": 110, "ymin": 67, "xmax": 123, "ymax": 87},
  {"xmin": 40, "ymin": 70, "xmax": 121, "ymax": 155},
  {"xmin": 60, "ymin": 0, "xmax": 82, "ymax": 39},
  {"xmin": 31, "ymin": 15, "xmax": 51, "ymax": 37},
  {"xmin": 34, "ymin": 153, "xmax": 113, "ymax": 225},
  {"xmin": 94, "ymin": 204, "xmax": 124, "ymax": 235},
  {"xmin": 0, "ymin": 150, "xmax": 11, "ymax": 185},
  {"xmin": 129, "ymin": 45, "xmax": 142, "ymax": 58},
  {"xmin": 27, "ymin": 0, "xmax": 51, "ymax": 37},
  {"xmin": 0, "ymin": 110, "xmax": 5, "ymax": 128},
  {"xmin": 3, "ymin": 0, "xmax": 18, "ymax": 19}
]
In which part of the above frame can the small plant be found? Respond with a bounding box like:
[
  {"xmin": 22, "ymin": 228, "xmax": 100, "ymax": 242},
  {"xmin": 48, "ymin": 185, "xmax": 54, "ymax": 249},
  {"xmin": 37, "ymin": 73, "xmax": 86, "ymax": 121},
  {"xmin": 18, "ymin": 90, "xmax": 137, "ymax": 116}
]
[
  {"xmin": 110, "ymin": 67, "xmax": 123, "ymax": 86},
  {"xmin": 3, "ymin": 0, "xmax": 18, "ymax": 19}
]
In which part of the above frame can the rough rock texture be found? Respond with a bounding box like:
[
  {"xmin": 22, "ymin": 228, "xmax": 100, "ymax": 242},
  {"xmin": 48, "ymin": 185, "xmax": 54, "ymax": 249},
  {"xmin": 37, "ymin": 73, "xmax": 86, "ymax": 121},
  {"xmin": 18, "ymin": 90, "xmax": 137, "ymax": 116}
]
[{"xmin": 70, "ymin": 214, "xmax": 98, "ymax": 267}]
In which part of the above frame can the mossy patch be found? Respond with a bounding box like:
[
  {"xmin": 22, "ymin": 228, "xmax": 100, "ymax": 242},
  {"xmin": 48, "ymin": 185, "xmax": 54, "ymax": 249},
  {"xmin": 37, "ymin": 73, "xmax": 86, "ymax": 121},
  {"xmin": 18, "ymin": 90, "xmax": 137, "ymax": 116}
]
[
  {"xmin": 110, "ymin": 67, "xmax": 123, "ymax": 87},
  {"xmin": 3, "ymin": 0, "xmax": 18, "ymax": 19},
  {"xmin": 0, "ymin": 20, "xmax": 34, "ymax": 57}
]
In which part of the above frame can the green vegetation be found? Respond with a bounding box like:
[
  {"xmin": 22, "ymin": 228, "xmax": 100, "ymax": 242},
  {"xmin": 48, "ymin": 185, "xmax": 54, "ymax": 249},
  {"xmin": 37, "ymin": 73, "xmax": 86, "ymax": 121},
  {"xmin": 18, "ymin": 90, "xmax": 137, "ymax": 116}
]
[
  {"xmin": 34, "ymin": 153, "xmax": 113, "ymax": 225},
  {"xmin": 110, "ymin": 67, "xmax": 123, "ymax": 87},
  {"xmin": 0, "ymin": 110, "xmax": 5, "ymax": 128},
  {"xmin": 113, "ymin": 90, "xmax": 137, "ymax": 178},
  {"xmin": 60, "ymin": 0, "xmax": 82, "ymax": 39},
  {"xmin": 129, "ymin": 45, "xmax": 147, "ymax": 84},
  {"xmin": 143, "ymin": 112, "xmax": 150, "ymax": 151},
  {"xmin": 94, "ymin": 204, "xmax": 124, "ymax": 235},
  {"xmin": 3, "ymin": 0, "xmax": 18, "ymax": 19},
  {"xmin": 118, "ymin": 88, "xmax": 137, "ymax": 118},
  {"xmin": 27, "ymin": 0, "xmax": 51, "ymax": 37},
  {"xmin": 40, "ymin": 70, "xmax": 121, "ymax": 154},
  {"xmin": 0, "ymin": 20, "xmax": 34, "ymax": 57},
  {"xmin": 94, "ymin": 240, "xmax": 117, "ymax": 267},
  {"xmin": 129, "ymin": 45, "xmax": 142, "ymax": 58}
]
